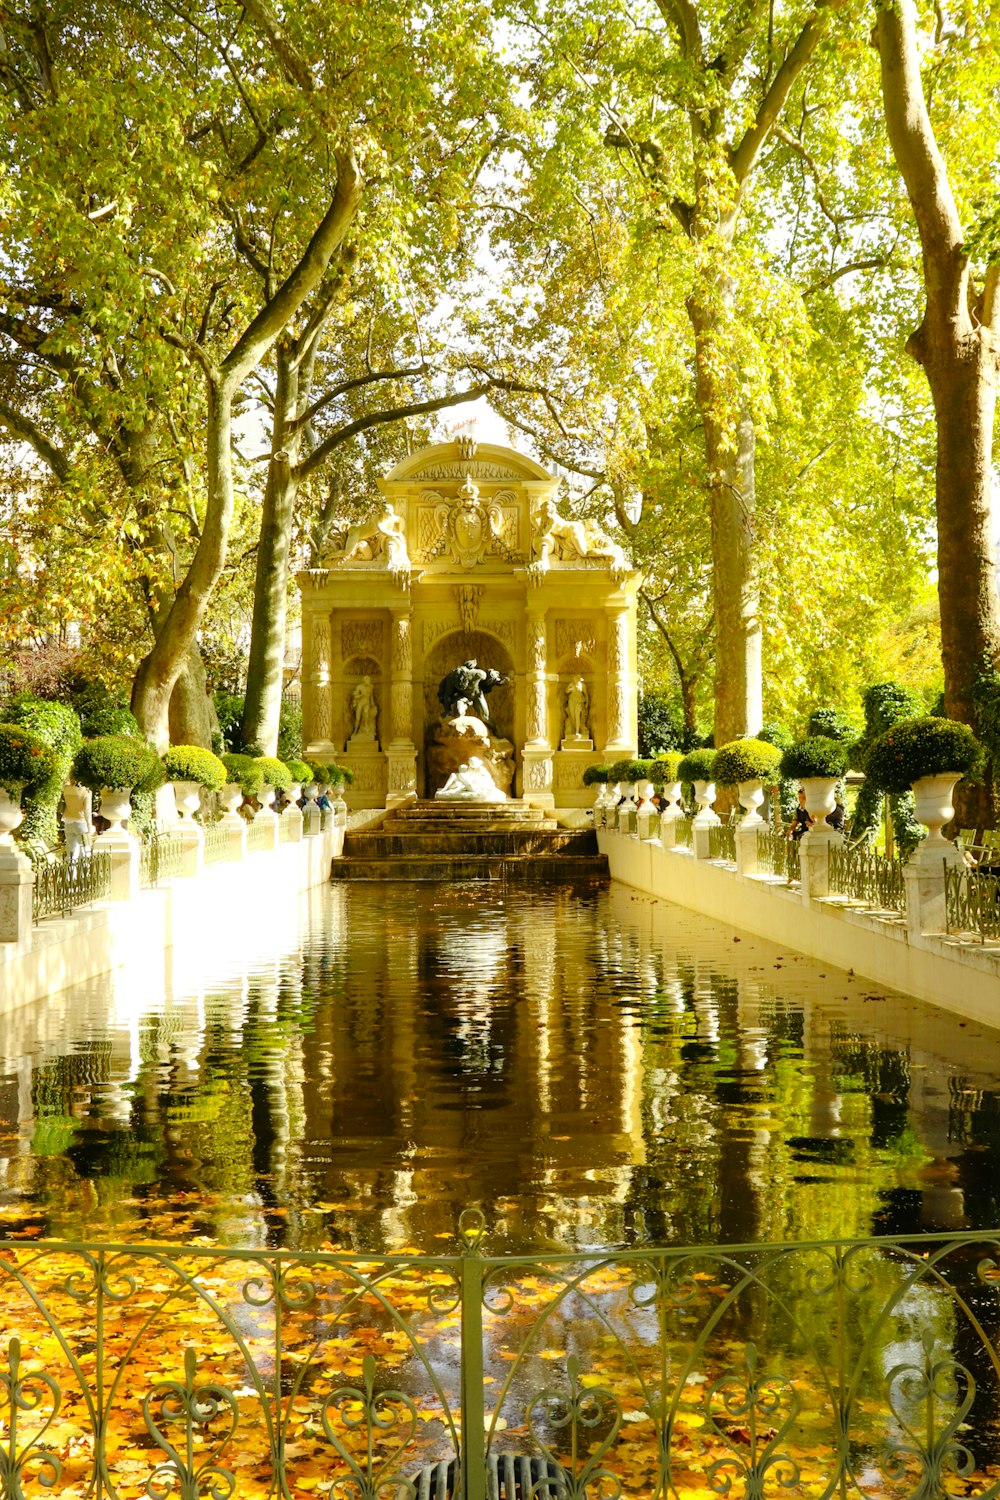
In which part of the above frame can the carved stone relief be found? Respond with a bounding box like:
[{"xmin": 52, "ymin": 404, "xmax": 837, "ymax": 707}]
[
  {"xmin": 344, "ymin": 655, "xmax": 381, "ymax": 678},
  {"xmin": 423, "ymin": 616, "xmax": 461, "ymax": 654},
  {"xmin": 407, "ymin": 461, "xmax": 521, "ymax": 481},
  {"xmin": 342, "ymin": 620, "xmax": 383, "ymax": 662},
  {"xmin": 391, "ymin": 613, "xmax": 412, "ymax": 674},
  {"xmin": 343, "ymin": 757, "xmax": 385, "ymax": 793},
  {"xmin": 480, "ymin": 618, "xmax": 516, "ymax": 652},
  {"xmin": 607, "ymin": 613, "xmax": 628, "ymax": 676},
  {"xmin": 524, "ymin": 757, "xmax": 553, "ymax": 790},
  {"xmin": 453, "ymin": 584, "xmax": 484, "ymax": 634},
  {"xmin": 555, "ymin": 619, "xmax": 597, "ymax": 662}
]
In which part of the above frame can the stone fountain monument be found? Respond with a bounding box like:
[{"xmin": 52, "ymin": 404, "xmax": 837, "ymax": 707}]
[{"xmin": 296, "ymin": 437, "xmax": 641, "ymax": 809}]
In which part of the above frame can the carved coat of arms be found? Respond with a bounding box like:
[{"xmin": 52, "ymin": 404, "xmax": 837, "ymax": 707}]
[{"xmin": 434, "ymin": 476, "xmax": 503, "ymax": 567}]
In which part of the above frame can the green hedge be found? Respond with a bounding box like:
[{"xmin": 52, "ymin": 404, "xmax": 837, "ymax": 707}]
[
  {"xmin": 648, "ymin": 751, "xmax": 684, "ymax": 785},
  {"xmin": 1, "ymin": 695, "xmax": 82, "ymax": 849},
  {"xmin": 285, "ymin": 758, "xmax": 313, "ymax": 785},
  {"xmin": 163, "ymin": 745, "xmax": 228, "ymax": 791},
  {"xmin": 608, "ymin": 758, "xmax": 652, "ymax": 783},
  {"xmin": 864, "ymin": 717, "xmax": 982, "ymax": 794},
  {"xmin": 0, "ymin": 724, "xmax": 59, "ymax": 798},
  {"xmin": 254, "ymin": 755, "xmax": 293, "ymax": 792},
  {"xmin": 779, "ymin": 736, "xmax": 850, "ymax": 781},
  {"xmin": 713, "ymin": 738, "xmax": 782, "ymax": 786},
  {"xmin": 73, "ymin": 735, "xmax": 164, "ymax": 793}
]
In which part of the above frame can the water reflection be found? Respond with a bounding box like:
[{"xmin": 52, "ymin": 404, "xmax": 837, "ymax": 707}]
[{"xmin": 1, "ymin": 882, "xmax": 1000, "ymax": 1253}]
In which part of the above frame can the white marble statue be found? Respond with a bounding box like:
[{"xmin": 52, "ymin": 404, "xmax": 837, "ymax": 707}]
[
  {"xmin": 435, "ymin": 756, "xmax": 507, "ymax": 803},
  {"xmin": 531, "ymin": 497, "xmax": 625, "ymax": 569},
  {"xmin": 350, "ymin": 675, "xmax": 379, "ymax": 740},
  {"xmin": 563, "ymin": 677, "xmax": 590, "ymax": 740}
]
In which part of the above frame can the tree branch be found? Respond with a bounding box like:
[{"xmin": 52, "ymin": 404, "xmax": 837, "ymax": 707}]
[
  {"xmin": 240, "ymin": 0, "xmax": 316, "ymax": 93},
  {"xmin": 0, "ymin": 397, "xmax": 71, "ymax": 482},
  {"xmin": 295, "ymin": 383, "xmax": 494, "ymax": 480}
]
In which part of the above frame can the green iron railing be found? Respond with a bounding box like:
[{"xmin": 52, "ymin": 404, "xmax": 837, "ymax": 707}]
[
  {"xmin": 945, "ymin": 862, "xmax": 1000, "ymax": 943},
  {"xmin": 0, "ymin": 1222, "xmax": 997, "ymax": 1500},
  {"xmin": 138, "ymin": 828, "xmax": 184, "ymax": 888},
  {"xmin": 756, "ymin": 827, "xmax": 801, "ymax": 883},
  {"xmin": 708, "ymin": 822, "xmax": 736, "ymax": 863},
  {"xmin": 828, "ymin": 840, "xmax": 907, "ymax": 914},
  {"xmin": 672, "ymin": 815, "xmax": 692, "ymax": 848},
  {"xmin": 32, "ymin": 848, "xmax": 112, "ymax": 923}
]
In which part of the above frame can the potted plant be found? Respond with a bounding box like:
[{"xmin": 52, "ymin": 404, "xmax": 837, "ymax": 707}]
[
  {"xmin": 648, "ymin": 752, "xmax": 683, "ymax": 819},
  {"xmin": 779, "ymin": 737, "xmax": 850, "ymax": 832},
  {"xmin": 72, "ymin": 735, "xmax": 164, "ymax": 832},
  {"xmin": 163, "ymin": 745, "xmax": 228, "ymax": 820},
  {"xmin": 864, "ymin": 717, "xmax": 982, "ymax": 848},
  {"xmin": 220, "ymin": 752, "xmax": 264, "ymax": 814},
  {"xmin": 582, "ymin": 763, "xmax": 612, "ymax": 819},
  {"xmin": 285, "ymin": 759, "xmax": 313, "ymax": 806},
  {"xmin": 252, "ymin": 756, "xmax": 293, "ymax": 817},
  {"xmin": 713, "ymin": 739, "xmax": 782, "ymax": 826},
  {"xmin": 0, "ymin": 724, "xmax": 59, "ymax": 841},
  {"xmin": 678, "ymin": 748, "xmax": 718, "ymax": 824}
]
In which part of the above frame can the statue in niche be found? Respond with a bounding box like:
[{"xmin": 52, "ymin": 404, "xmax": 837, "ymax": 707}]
[
  {"xmin": 563, "ymin": 677, "xmax": 591, "ymax": 741},
  {"xmin": 437, "ymin": 659, "xmax": 508, "ymax": 722},
  {"xmin": 435, "ymin": 756, "xmax": 507, "ymax": 803},
  {"xmin": 530, "ymin": 497, "xmax": 625, "ymax": 570},
  {"xmin": 349, "ymin": 676, "xmax": 379, "ymax": 741},
  {"xmin": 327, "ymin": 500, "xmax": 409, "ymax": 572}
]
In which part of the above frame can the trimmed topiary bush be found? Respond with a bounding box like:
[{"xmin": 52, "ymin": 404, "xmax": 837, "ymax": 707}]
[
  {"xmin": 0, "ymin": 724, "xmax": 59, "ymax": 798},
  {"xmin": 779, "ymin": 737, "xmax": 850, "ymax": 782},
  {"xmin": 582, "ymin": 764, "xmax": 612, "ymax": 786},
  {"xmin": 1, "ymin": 695, "xmax": 82, "ymax": 849},
  {"xmin": 78, "ymin": 699, "xmax": 142, "ymax": 740},
  {"xmin": 713, "ymin": 738, "xmax": 782, "ymax": 787},
  {"xmin": 327, "ymin": 763, "xmax": 354, "ymax": 787},
  {"xmin": 649, "ymin": 751, "xmax": 684, "ymax": 784},
  {"xmin": 163, "ymin": 745, "xmax": 228, "ymax": 791},
  {"xmin": 221, "ymin": 753, "xmax": 264, "ymax": 796},
  {"xmin": 254, "ymin": 755, "xmax": 292, "ymax": 791},
  {"xmin": 864, "ymin": 717, "xmax": 983, "ymax": 795},
  {"xmin": 608, "ymin": 758, "xmax": 651, "ymax": 783},
  {"xmin": 807, "ymin": 706, "xmax": 857, "ymax": 742},
  {"xmin": 285, "ymin": 759, "xmax": 312, "ymax": 785},
  {"xmin": 73, "ymin": 735, "xmax": 163, "ymax": 793},
  {"xmin": 678, "ymin": 748, "xmax": 716, "ymax": 783}
]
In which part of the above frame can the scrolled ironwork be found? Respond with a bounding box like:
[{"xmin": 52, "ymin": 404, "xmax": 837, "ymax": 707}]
[
  {"xmin": 0, "ymin": 1337, "xmax": 63, "ymax": 1497},
  {"xmin": 527, "ymin": 1355, "xmax": 622, "ymax": 1500},
  {"xmin": 827, "ymin": 841, "xmax": 906, "ymax": 913},
  {"xmin": 143, "ymin": 1349, "xmax": 238, "ymax": 1500},
  {"xmin": 708, "ymin": 823, "xmax": 736, "ymax": 863},
  {"xmin": 701, "ymin": 1344, "xmax": 801, "ymax": 1500},
  {"xmin": 32, "ymin": 848, "xmax": 111, "ymax": 923},
  {"xmin": 946, "ymin": 863, "xmax": 1000, "ymax": 942},
  {"xmin": 320, "ymin": 1352, "xmax": 419, "ymax": 1500}
]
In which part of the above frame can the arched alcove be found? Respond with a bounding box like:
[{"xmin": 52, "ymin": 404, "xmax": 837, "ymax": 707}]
[{"xmin": 422, "ymin": 631, "xmax": 515, "ymax": 795}]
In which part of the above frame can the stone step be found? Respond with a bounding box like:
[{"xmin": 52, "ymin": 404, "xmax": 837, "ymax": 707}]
[
  {"xmin": 375, "ymin": 819, "xmax": 558, "ymax": 837},
  {"xmin": 389, "ymin": 800, "xmax": 549, "ymax": 823},
  {"xmin": 329, "ymin": 853, "xmax": 609, "ymax": 883},
  {"xmin": 343, "ymin": 829, "xmax": 597, "ymax": 858}
]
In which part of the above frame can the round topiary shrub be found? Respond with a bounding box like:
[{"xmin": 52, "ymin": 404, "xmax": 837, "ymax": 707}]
[
  {"xmin": 608, "ymin": 758, "xmax": 651, "ymax": 783},
  {"xmin": 807, "ymin": 706, "xmax": 857, "ymax": 742},
  {"xmin": 864, "ymin": 717, "xmax": 983, "ymax": 794},
  {"xmin": 285, "ymin": 759, "xmax": 313, "ymax": 785},
  {"xmin": 73, "ymin": 735, "xmax": 164, "ymax": 793},
  {"xmin": 678, "ymin": 747, "xmax": 716, "ymax": 783},
  {"xmin": 779, "ymin": 736, "xmax": 850, "ymax": 781},
  {"xmin": 254, "ymin": 755, "xmax": 292, "ymax": 792},
  {"xmin": 582, "ymin": 763, "xmax": 612, "ymax": 787},
  {"xmin": 78, "ymin": 699, "xmax": 142, "ymax": 740},
  {"xmin": 0, "ymin": 724, "xmax": 59, "ymax": 798},
  {"xmin": 648, "ymin": 751, "xmax": 684, "ymax": 785},
  {"xmin": 326, "ymin": 763, "xmax": 354, "ymax": 787},
  {"xmin": 163, "ymin": 745, "xmax": 228, "ymax": 791},
  {"xmin": 713, "ymin": 738, "xmax": 782, "ymax": 787},
  {"xmin": 221, "ymin": 753, "xmax": 264, "ymax": 796}
]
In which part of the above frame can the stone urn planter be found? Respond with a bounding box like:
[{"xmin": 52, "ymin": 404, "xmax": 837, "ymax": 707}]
[
  {"xmin": 693, "ymin": 780, "xmax": 719, "ymax": 825},
  {"xmin": 737, "ymin": 779, "xmax": 766, "ymax": 827},
  {"xmin": 220, "ymin": 784, "xmax": 244, "ymax": 816},
  {"xmin": 255, "ymin": 786, "xmax": 277, "ymax": 818},
  {"xmin": 659, "ymin": 781, "xmax": 683, "ymax": 820},
  {"xmin": 304, "ymin": 782, "xmax": 319, "ymax": 805},
  {"xmin": 635, "ymin": 779, "xmax": 656, "ymax": 812},
  {"xmin": 285, "ymin": 781, "xmax": 302, "ymax": 807},
  {"xmin": 800, "ymin": 776, "xmax": 839, "ymax": 832},
  {"xmin": 171, "ymin": 780, "xmax": 202, "ymax": 821},
  {"xmin": 99, "ymin": 788, "xmax": 133, "ymax": 832},
  {"xmin": 0, "ymin": 785, "xmax": 24, "ymax": 843},
  {"xmin": 911, "ymin": 772, "xmax": 964, "ymax": 848}
]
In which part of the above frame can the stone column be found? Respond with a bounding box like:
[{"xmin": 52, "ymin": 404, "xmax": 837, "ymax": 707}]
[
  {"xmin": 386, "ymin": 607, "xmax": 417, "ymax": 805},
  {"xmin": 522, "ymin": 608, "xmax": 554, "ymax": 807},
  {"xmin": 903, "ymin": 840, "xmax": 964, "ymax": 939},
  {"xmin": 798, "ymin": 827, "xmax": 835, "ymax": 904},
  {"xmin": 604, "ymin": 607, "xmax": 632, "ymax": 753},
  {"xmin": 175, "ymin": 819, "xmax": 204, "ymax": 878},
  {"xmin": 306, "ymin": 613, "xmax": 336, "ymax": 755},
  {"xmin": 735, "ymin": 824, "xmax": 759, "ymax": 875}
]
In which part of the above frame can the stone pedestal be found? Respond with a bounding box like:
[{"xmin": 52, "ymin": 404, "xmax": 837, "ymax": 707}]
[
  {"xmin": 0, "ymin": 841, "xmax": 33, "ymax": 950},
  {"xmin": 735, "ymin": 824, "xmax": 759, "ymax": 875},
  {"xmin": 302, "ymin": 802, "xmax": 322, "ymax": 837},
  {"xmin": 175, "ymin": 819, "xmax": 204, "ymax": 878},
  {"xmin": 99, "ymin": 829, "xmax": 141, "ymax": 901},
  {"xmin": 561, "ymin": 735, "xmax": 594, "ymax": 752},
  {"xmin": 220, "ymin": 810, "xmax": 248, "ymax": 859},
  {"xmin": 521, "ymin": 751, "xmax": 555, "ymax": 810},
  {"xmin": 799, "ymin": 828, "xmax": 835, "ymax": 903},
  {"xmin": 282, "ymin": 805, "xmax": 304, "ymax": 843},
  {"xmin": 904, "ymin": 839, "xmax": 964, "ymax": 938},
  {"xmin": 253, "ymin": 809, "xmax": 280, "ymax": 851},
  {"xmin": 426, "ymin": 715, "xmax": 513, "ymax": 799}
]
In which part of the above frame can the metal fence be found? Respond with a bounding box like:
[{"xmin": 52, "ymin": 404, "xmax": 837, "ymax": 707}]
[
  {"xmin": 756, "ymin": 828, "xmax": 801, "ymax": 883},
  {"xmin": 708, "ymin": 822, "xmax": 736, "ymax": 862},
  {"xmin": 945, "ymin": 862, "xmax": 1000, "ymax": 943},
  {"xmin": 247, "ymin": 814, "xmax": 275, "ymax": 851},
  {"xmin": 673, "ymin": 815, "xmax": 692, "ymax": 849},
  {"xmin": 202, "ymin": 820, "xmax": 234, "ymax": 866},
  {"xmin": 32, "ymin": 848, "xmax": 112, "ymax": 923},
  {"xmin": 138, "ymin": 827, "xmax": 184, "ymax": 888},
  {"xmin": 828, "ymin": 840, "xmax": 907, "ymax": 914},
  {"xmin": 0, "ymin": 1223, "xmax": 998, "ymax": 1500}
]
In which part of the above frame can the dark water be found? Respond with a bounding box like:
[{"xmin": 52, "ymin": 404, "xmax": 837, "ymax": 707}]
[{"xmin": 2, "ymin": 881, "xmax": 1000, "ymax": 1253}]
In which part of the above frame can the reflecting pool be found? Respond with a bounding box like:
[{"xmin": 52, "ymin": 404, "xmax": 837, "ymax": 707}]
[{"xmin": 2, "ymin": 881, "xmax": 999, "ymax": 1253}]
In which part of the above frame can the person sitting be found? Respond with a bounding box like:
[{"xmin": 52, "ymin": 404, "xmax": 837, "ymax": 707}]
[{"xmin": 788, "ymin": 788, "xmax": 814, "ymax": 841}]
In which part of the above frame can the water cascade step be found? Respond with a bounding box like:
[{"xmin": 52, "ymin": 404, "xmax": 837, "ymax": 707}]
[{"xmin": 330, "ymin": 800, "xmax": 608, "ymax": 883}]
